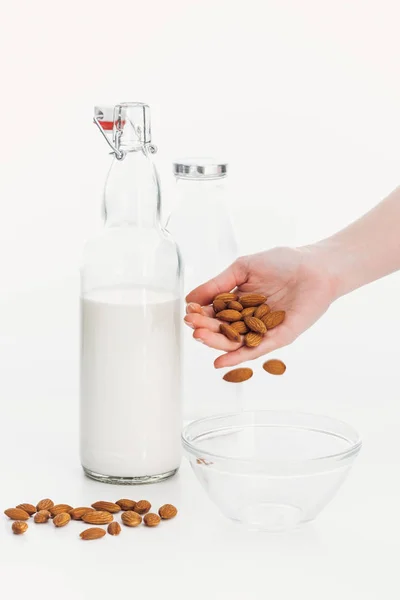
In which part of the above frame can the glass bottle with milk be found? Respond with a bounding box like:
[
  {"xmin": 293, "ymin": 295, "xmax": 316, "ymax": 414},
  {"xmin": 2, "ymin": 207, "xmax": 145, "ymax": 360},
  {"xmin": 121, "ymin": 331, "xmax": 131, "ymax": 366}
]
[
  {"xmin": 80, "ymin": 103, "xmax": 182, "ymax": 484},
  {"xmin": 166, "ymin": 159, "xmax": 237, "ymax": 421}
]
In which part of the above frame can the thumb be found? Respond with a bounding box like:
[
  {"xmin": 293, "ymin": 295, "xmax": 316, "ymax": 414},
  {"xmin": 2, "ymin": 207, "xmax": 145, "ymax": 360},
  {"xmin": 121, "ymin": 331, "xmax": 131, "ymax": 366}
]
[{"xmin": 186, "ymin": 257, "xmax": 249, "ymax": 306}]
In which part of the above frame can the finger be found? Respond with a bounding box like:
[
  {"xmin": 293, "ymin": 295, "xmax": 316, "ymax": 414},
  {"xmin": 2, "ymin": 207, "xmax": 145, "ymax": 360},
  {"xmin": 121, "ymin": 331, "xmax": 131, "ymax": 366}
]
[
  {"xmin": 193, "ymin": 328, "xmax": 243, "ymax": 352},
  {"xmin": 214, "ymin": 328, "xmax": 292, "ymax": 368},
  {"xmin": 186, "ymin": 303, "xmax": 214, "ymax": 317},
  {"xmin": 184, "ymin": 313, "xmax": 221, "ymax": 333},
  {"xmin": 185, "ymin": 303, "xmax": 204, "ymax": 315},
  {"xmin": 186, "ymin": 257, "xmax": 249, "ymax": 306}
]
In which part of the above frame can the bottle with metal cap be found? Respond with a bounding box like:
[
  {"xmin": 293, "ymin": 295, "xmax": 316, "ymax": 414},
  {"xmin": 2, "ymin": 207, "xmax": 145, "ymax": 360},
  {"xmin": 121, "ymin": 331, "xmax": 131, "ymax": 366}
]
[
  {"xmin": 166, "ymin": 158, "xmax": 238, "ymax": 421},
  {"xmin": 80, "ymin": 103, "xmax": 182, "ymax": 484}
]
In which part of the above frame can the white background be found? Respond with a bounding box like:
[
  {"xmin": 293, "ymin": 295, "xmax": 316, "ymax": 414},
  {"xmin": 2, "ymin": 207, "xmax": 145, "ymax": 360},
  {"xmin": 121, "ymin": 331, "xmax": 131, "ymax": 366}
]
[{"xmin": 0, "ymin": 0, "xmax": 399, "ymax": 598}]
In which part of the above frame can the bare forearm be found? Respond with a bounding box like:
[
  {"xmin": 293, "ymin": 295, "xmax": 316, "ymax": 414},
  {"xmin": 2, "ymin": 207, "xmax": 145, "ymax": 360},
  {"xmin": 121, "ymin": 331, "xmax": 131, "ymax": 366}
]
[{"xmin": 310, "ymin": 186, "xmax": 400, "ymax": 299}]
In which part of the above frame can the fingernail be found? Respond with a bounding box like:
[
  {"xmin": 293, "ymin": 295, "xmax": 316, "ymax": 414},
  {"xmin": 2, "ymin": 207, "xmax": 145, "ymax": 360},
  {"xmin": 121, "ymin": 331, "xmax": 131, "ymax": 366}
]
[
  {"xmin": 184, "ymin": 319, "xmax": 194, "ymax": 329},
  {"xmin": 195, "ymin": 337, "xmax": 204, "ymax": 344}
]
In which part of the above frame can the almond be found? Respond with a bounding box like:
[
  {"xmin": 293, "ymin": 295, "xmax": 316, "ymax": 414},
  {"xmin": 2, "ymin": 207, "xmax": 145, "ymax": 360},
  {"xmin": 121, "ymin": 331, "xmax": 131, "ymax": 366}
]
[
  {"xmin": 34, "ymin": 510, "xmax": 51, "ymax": 523},
  {"xmin": 215, "ymin": 309, "xmax": 242, "ymax": 322},
  {"xmin": 244, "ymin": 316, "xmax": 267, "ymax": 335},
  {"xmin": 219, "ymin": 323, "xmax": 241, "ymax": 342},
  {"xmin": 53, "ymin": 512, "xmax": 71, "ymax": 528},
  {"xmin": 80, "ymin": 527, "xmax": 106, "ymax": 540},
  {"xmin": 227, "ymin": 301, "xmax": 243, "ymax": 311},
  {"xmin": 116, "ymin": 499, "xmax": 136, "ymax": 511},
  {"xmin": 245, "ymin": 332, "xmax": 263, "ymax": 347},
  {"xmin": 4, "ymin": 508, "xmax": 30, "ymax": 521},
  {"xmin": 158, "ymin": 504, "xmax": 178, "ymax": 520},
  {"xmin": 70, "ymin": 507, "xmax": 95, "ymax": 520},
  {"xmin": 254, "ymin": 304, "xmax": 271, "ymax": 319},
  {"xmin": 223, "ymin": 368, "xmax": 253, "ymax": 383},
  {"xmin": 213, "ymin": 298, "xmax": 227, "ymax": 313},
  {"xmin": 50, "ymin": 504, "xmax": 73, "ymax": 517},
  {"xmin": 230, "ymin": 320, "xmax": 249, "ymax": 334},
  {"xmin": 263, "ymin": 359, "xmax": 286, "ymax": 375},
  {"xmin": 107, "ymin": 521, "xmax": 122, "ymax": 536},
  {"xmin": 239, "ymin": 294, "xmax": 267, "ymax": 307},
  {"xmin": 144, "ymin": 513, "xmax": 161, "ymax": 527},
  {"xmin": 214, "ymin": 293, "xmax": 238, "ymax": 303},
  {"xmin": 36, "ymin": 498, "xmax": 54, "ymax": 512},
  {"xmin": 121, "ymin": 511, "xmax": 142, "ymax": 527},
  {"xmin": 262, "ymin": 310, "xmax": 286, "ymax": 329},
  {"xmin": 241, "ymin": 307, "xmax": 257, "ymax": 318},
  {"xmin": 91, "ymin": 501, "xmax": 121, "ymax": 514},
  {"xmin": 16, "ymin": 503, "xmax": 36, "ymax": 516},
  {"xmin": 196, "ymin": 457, "xmax": 213, "ymax": 465},
  {"xmin": 12, "ymin": 521, "xmax": 28, "ymax": 535},
  {"xmin": 135, "ymin": 500, "xmax": 151, "ymax": 515},
  {"xmin": 82, "ymin": 511, "xmax": 113, "ymax": 525}
]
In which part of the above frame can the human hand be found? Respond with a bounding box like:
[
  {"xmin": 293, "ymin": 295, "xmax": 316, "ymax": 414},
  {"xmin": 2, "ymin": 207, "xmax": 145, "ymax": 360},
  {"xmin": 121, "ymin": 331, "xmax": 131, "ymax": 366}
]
[{"xmin": 185, "ymin": 246, "xmax": 337, "ymax": 368}]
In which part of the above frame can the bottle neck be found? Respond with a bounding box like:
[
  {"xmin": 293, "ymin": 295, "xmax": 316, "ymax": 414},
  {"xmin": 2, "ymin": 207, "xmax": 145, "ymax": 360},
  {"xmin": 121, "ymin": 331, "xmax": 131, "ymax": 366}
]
[{"xmin": 104, "ymin": 146, "xmax": 161, "ymax": 228}]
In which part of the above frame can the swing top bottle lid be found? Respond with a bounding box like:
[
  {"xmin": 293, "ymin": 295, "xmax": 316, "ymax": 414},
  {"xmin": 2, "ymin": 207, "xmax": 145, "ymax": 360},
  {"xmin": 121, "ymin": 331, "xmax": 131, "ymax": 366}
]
[
  {"xmin": 94, "ymin": 102, "xmax": 152, "ymax": 145},
  {"xmin": 173, "ymin": 158, "xmax": 228, "ymax": 179}
]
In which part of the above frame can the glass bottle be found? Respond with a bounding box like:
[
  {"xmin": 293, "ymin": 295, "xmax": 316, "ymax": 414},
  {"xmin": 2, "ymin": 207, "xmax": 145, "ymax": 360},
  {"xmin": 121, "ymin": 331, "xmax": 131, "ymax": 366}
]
[
  {"xmin": 80, "ymin": 103, "xmax": 182, "ymax": 484},
  {"xmin": 166, "ymin": 158, "xmax": 238, "ymax": 421}
]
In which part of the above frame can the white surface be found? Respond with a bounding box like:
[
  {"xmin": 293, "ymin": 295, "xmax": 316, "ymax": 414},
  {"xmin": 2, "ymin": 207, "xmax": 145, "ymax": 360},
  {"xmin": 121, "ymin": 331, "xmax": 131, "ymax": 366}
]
[
  {"xmin": 0, "ymin": 286, "xmax": 399, "ymax": 599},
  {"xmin": 0, "ymin": 0, "xmax": 399, "ymax": 597},
  {"xmin": 81, "ymin": 288, "xmax": 181, "ymax": 477}
]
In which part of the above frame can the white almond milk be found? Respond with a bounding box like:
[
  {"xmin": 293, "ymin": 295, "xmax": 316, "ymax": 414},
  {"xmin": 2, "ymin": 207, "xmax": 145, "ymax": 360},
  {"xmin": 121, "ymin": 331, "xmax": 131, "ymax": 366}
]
[{"xmin": 80, "ymin": 286, "xmax": 181, "ymax": 478}]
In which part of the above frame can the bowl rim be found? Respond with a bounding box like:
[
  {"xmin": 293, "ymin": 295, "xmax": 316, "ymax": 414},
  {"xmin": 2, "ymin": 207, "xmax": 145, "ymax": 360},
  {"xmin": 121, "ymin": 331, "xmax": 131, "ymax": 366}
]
[{"xmin": 181, "ymin": 409, "xmax": 362, "ymax": 467}]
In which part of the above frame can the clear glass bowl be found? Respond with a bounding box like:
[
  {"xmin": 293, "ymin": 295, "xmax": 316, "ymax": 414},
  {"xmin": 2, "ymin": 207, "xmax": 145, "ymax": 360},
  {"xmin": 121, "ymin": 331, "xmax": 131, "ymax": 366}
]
[{"xmin": 182, "ymin": 411, "xmax": 362, "ymax": 532}]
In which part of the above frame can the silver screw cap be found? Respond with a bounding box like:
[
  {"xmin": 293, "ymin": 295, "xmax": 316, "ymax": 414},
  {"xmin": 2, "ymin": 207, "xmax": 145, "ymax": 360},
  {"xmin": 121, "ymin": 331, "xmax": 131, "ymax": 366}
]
[{"xmin": 173, "ymin": 158, "xmax": 228, "ymax": 179}]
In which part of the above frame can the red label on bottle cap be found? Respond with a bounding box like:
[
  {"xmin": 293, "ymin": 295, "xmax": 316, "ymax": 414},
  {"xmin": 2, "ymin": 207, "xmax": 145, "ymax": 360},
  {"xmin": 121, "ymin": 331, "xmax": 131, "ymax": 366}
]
[{"xmin": 98, "ymin": 121, "xmax": 114, "ymax": 131}]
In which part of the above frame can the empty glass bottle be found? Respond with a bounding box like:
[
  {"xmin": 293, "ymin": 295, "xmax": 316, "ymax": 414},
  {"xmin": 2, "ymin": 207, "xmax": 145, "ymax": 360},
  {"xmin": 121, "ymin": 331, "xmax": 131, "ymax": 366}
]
[{"xmin": 166, "ymin": 158, "xmax": 237, "ymax": 421}]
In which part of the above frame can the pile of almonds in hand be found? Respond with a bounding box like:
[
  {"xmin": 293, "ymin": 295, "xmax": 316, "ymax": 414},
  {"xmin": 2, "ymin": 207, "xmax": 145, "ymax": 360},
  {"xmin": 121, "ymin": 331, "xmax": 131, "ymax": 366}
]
[
  {"xmin": 211, "ymin": 292, "xmax": 287, "ymax": 382},
  {"xmin": 213, "ymin": 292, "xmax": 285, "ymax": 346},
  {"xmin": 5, "ymin": 498, "xmax": 178, "ymax": 540}
]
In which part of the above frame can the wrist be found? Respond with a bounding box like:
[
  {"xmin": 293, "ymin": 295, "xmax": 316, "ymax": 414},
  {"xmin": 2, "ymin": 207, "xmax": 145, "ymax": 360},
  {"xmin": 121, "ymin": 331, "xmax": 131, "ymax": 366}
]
[{"xmin": 299, "ymin": 240, "xmax": 350, "ymax": 302}]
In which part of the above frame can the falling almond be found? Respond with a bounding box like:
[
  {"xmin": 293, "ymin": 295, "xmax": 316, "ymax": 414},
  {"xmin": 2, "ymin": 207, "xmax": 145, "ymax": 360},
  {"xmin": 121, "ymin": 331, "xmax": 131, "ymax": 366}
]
[
  {"xmin": 263, "ymin": 359, "xmax": 286, "ymax": 375},
  {"xmin": 223, "ymin": 368, "xmax": 253, "ymax": 383}
]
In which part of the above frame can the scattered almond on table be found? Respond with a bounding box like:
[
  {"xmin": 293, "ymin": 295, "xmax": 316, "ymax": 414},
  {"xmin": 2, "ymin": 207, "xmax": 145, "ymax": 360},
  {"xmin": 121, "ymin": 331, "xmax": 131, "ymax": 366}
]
[
  {"xmin": 36, "ymin": 499, "xmax": 54, "ymax": 512},
  {"xmin": 5, "ymin": 498, "xmax": 178, "ymax": 540},
  {"xmin": 16, "ymin": 503, "xmax": 36, "ymax": 516},
  {"xmin": 4, "ymin": 508, "xmax": 30, "ymax": 521},
  {"xmin": 143, "ymin": 513, "xmax": 161, "ymax": 527},
  {"xmin": 53, "ymin": 512, "xmax": 71, "ymax": 528},
  {"xmin": 107, "ymin": 521, "xmax": 121, "ymax": 536},
  {"xmin": 135, "ymin": 500, "xmax": 151, "ymax": 514},
  {"xmin": 70, "ymin": 507, "xmax": 95, "ymax": 520},
  {"xmin": 121, "ymin": 511, "xmax": 142, "ymax": 527},
  {"xmin": 116, "ymin": 499, "xmax": 136, "ymax": 511},
  {"xmin": 159, "ymin": 504, "xmax": 178, "ymax": 520},
  {"xmin": 80, "ymin": 527, "xmax": 106, "ymax": 541},
  {"xmin": 12, "ymin": 521, "xmax": 28, "ymax": 535},
  {"xmin": 82, "ymin": 511, "xmax": 114, "ymax": 525},
  {"xmin": 91, "ymin": 501, "xmax": 121, "ymax": 513},
  {"xmin": 34, "ymin": 510, "xmax": 51, "ymax": 523},
  {"xmin": 50, "ymin": 504, "xmax": 73, "ymax": 517}
]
